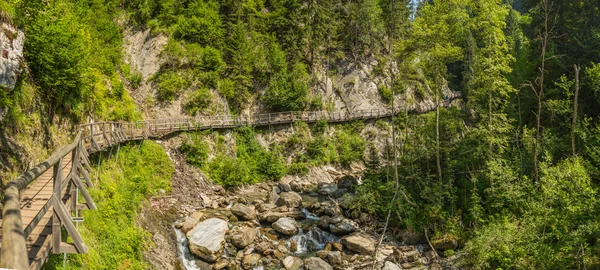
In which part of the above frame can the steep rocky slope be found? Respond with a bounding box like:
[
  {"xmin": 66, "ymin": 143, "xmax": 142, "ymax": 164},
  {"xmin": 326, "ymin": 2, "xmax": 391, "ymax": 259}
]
[{"xmin": 122, "ymin": 28, "xmax": 453, "ymax": 121}]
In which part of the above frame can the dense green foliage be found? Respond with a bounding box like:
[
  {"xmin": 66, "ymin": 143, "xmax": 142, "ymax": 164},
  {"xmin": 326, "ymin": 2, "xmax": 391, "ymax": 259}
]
[
  {"xmin": 180, "ymin": 127, "xmax": 287, "ymax": 187},
  {"xmin": 10, "ymin": 0, "xmax": 140, "ymax": 121},
  {"xmin": 292, "ymin": 121, "xmax": 366, "ymax": 168},
  {"xmin": 179, "ymin": 122, "xmax": 365, "ymax": 186},
  {"xmin": 342, "ymin": 0, "xmax": 600, "ymax": 268},
  {"xmin": 45, "ymin": 141, "xmax": 174, "ymax": 269}
]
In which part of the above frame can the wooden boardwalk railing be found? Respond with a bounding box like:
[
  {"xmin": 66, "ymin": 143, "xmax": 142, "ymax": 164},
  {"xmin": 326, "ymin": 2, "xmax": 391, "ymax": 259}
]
[
  {"xmin": 0, "ymin": 91, "xmax": 460, "ymax": 269},
  {"xmin": 0, "ymin": 132, "xmax": 96, "ymax": 269}
]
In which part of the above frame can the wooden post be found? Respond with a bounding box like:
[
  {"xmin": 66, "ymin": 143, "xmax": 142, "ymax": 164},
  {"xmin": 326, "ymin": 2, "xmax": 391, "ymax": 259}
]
[
  {"xmin": 52, "ymin": 158, "xmax": 63, "ymax": 254},
  {"xmin": 102, "ymin": 123, "xmax": 110, "ymax": 147},
  {"xmin": 71, "ymin": 148, "xmax": 78, "ymax": 213},
  {"xmin": 90, "ymin": 125, "xmax": 99, "ymax": 151}
]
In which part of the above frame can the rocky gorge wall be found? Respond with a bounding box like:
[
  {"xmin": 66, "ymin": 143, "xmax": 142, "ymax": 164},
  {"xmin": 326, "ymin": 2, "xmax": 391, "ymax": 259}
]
[{"xmin": 122, "ymin": 28, "xmax": 454, "ymax": 121}]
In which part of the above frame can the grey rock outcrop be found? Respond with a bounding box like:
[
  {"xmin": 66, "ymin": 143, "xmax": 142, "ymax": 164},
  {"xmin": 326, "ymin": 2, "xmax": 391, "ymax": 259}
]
[
  {"xmin": 181, "ymin": 211, "xmax": 204, "ymax": 233},
  {"xmin": 273, "ymin": 217, "xmax": 299, "ymax": 236},
  {"xmin": 276, "ymin": 191, "xmax": 303, "ymax": 208},
  {"xmin": 382, "ymin": 261, "xmax": 402, "ymax": 270},
  {"xmin": 304, "ymin": 257, "xmax": 333, "ymax": 270},
  {"xmin": 231, "ymin": 203, "xmax": 257, "ymax": 220},
  {"xmin": 186, "ymin": 218, "xmax": 228, "ymax": 262},
  {"xmin": 241, "ymin": 253, "xmax": 261, "ymax": 269},
  {"xmin": 282, "ymin": 256, "xmax": 303, "ymax": 270},
  {"xmin": 0, "ymin": 22, "xmax": 24, "ymax": 91},
  {"xmin": 329, "ymin": 218, "xmax": 359, "ymax": 235},
  {"xmin": 231, "ymin": 226, "xmax": 258, "ymax": 249},
  {"xmin": 342, "ymin": 232, "xmax": 377, "ymax": 255}
]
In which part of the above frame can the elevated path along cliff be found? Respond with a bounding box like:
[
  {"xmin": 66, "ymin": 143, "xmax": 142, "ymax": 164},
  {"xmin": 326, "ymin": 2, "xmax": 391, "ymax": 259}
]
[{"xmin": 0, "ymin": 91, "xmax": 461, "ymax": 269}]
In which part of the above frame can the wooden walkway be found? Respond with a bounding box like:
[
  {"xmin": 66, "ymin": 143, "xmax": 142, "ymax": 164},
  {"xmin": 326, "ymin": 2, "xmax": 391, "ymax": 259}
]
[{"xmin": 0, "ymin": 92, "xmax": 461, "ymax": 269}]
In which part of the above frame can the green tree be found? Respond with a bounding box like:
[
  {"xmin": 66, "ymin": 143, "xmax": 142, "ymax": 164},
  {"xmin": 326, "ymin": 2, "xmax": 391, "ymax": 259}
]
[{"xmin": 22, "ymin": 2, "xmax": 88, "ymax": 114}]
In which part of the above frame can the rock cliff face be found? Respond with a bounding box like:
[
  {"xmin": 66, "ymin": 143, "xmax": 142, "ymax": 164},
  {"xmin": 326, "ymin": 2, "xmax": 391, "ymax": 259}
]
[
  {"xmin": 0, "ymin": 22, "xmax": 24, "ymax": 122},
  {"xmin": 0, "ymin": 22, "xmax": 24, "ymax": 90},
  {"xmin": 122, "ymin": 28, "xmax": 454, "ymax": 120}
]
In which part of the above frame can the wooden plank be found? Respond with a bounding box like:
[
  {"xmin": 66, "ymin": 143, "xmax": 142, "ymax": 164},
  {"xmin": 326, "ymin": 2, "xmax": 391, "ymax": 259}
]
[
  {"xmin": 58, "ymin": 243, "xmax": 78, "ymax": 254},
  {"xmin": 22, "ymin": 198, "xmax": 52, "ymax": 238}
]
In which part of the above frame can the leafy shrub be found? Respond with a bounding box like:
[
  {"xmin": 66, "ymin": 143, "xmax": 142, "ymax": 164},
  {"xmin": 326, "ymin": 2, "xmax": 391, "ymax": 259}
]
[
  {"xmin": 184, "ymin": 88, "xmax": 212, "ymax": 115},
  {"xmin": 130, "ymin": 72, "xmax": 143, "ymax": 88},
  {"xmin": 335, "ymin": 129, "xmax": 366, "ymax": 166},
  {"xmin": 286, "ymin": 134, "xmax": 302, "ymax": 148},
  {"xmin": 23, "ymin": 2, "xmax": 87, "ymax": 113},
  {"xmin": 257, "ymin": 151, "xmax": 287, "ymax": 180},
  {"xmin": 180, "ymin": 134, "xmax": 209, "ymax": 167},
  {"xmin": 309, "ymin": 96, "xmax": 324, "ymax": 110},
  {"xmin": 312, "ymin": 120, "xmax": 329, "ymax": 134},
  {"xmin": 378, "ymin": 84, "xmax": 393, "ymax": 103},
  {"xmin": 183, "ymin": 128, "xmax": 287, "ymax": 187},
  {"xmin": 172, "ymin": 0, "xmax": 224, "ymax": 46},
  {"xmin": 443, "ymin": 250, "xmax": 455, "ymax": 257},
  {"xmin": 288, "ymin": 162, "xmax": 309, "ymax": 175},
  {"xmin": 207, "ymin": 155, "xmax": 253, "ymax": 187},
  {"xmin": 155, "ymin": 71, "xmax": 186, "ymax": 101},
  {"xmin": 306, "ymin": 137, "xmax": 333, "ymax": 164}
]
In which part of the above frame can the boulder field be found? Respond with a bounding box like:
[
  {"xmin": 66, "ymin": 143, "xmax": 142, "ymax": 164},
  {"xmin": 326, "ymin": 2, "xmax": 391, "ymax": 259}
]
[{"xmin": 174, "ymin": 174, "xmax": 449, "ymax": 270}]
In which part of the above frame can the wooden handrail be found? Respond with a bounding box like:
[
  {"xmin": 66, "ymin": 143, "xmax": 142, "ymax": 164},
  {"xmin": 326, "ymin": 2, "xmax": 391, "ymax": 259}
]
[{"xmin": 1, "ymin": 132, "xmax": 82, "ymax": 269}]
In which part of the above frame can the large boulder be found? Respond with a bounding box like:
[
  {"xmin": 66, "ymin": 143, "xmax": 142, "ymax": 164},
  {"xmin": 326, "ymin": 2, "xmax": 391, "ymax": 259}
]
[
  {"xmin": 318, "ymin": 182, "xmax": 338, "ymax": 195},
  {"xmin": 181, "ymin": 211, "xmax": 204, "ymax": 233},
  {"xmin": 231, "ymin": 226, "xmax": 258, "ymax": 249},
  {"xmin": 329, "ymin": 218, "xmax": 359, "ymax": 235},
  {"xmin": 278, "ymin": 182, "xmax": 292, "ymax": 192},
  {"xmin": 382, "ymin": 261, "xmax": 402, "ymax": 270},
  {"xmin": 242, "ymin": 253, "xmax": 261, "ymax": 270},
  {"xmin": 276, "ymin": 192, "xmax": 303, "ymax": 208},
  {"xmin": 194, "ymin": 260, "xmax": 212, "ymax": 270},
  {"xmin": 187, "ymin": 218, "xmax": 228, "ymax": 262},
  {"xmin": 273, "ymin": 217, "xmax": 299, "ymax": 236},
  {"xmin": 259, "ymin": 209, "xmax": 305, "ymax": 223},
  {"xmin": 337, "ymin": 175, "xmax": 358, "ymax": 189},
  {"xmin": 256, "ymin": 203, "xmax": 276, "ymax": 213},
  {"xmin": 231, "ymin": 203, "xmax": 257, "ymax": 221},
  {"xmin": 282, "ymin": 256, "xmax": 303, "ymax": 270},
  {"xmin": 326, "ymin": 251, "xmax": 342, "ymax": 265},
  {"xmin": 313, "ymin": 201, "xmax": 342, "ymax": 217},
  {"xmin": 304, "ymin": 257, "xmax": 333, "ymax": 270},
  {"xmin": 341, "ymin": 232, "xmax": 376, "ymax": 255},
  {"xmin": 432, "ymin": 234, "xmax": 458, "ymax": 250}
]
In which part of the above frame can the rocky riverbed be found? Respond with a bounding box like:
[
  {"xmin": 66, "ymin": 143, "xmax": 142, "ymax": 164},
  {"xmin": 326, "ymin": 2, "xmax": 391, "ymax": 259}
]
[{"xmin": 172, "ymin": 174, "xmax": 453, "ymax": 270}]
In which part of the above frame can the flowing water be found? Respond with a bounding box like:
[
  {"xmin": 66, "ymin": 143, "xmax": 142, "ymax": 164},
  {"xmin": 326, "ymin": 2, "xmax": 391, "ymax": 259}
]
[
  {"xmin": 287, "ymin": 227, "xmax": 340, "ymax": 256},
  {"xmin": 175, "ymin": 199, "xmax": 338, "ymax": 268},
  {"xmin": 174, "ymin": 227, "xmax": 200, "ymax": 270},
  {"xmin": 301, "ymin": 208, "xmax": 320, "ymax": 221}
]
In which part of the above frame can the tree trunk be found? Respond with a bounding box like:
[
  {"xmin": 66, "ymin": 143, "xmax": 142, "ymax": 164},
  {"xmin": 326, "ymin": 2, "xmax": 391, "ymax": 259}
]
[
  {"xmin": 572, "ymin": 64, "xmax": 580, "ymax": 156},
  {"xmin": 488, "ymin": 57, "xmax": 494, "ymax": 190},
  {"xmin": 436, "ymin": 86, "xmax": 442, "ymax": 183},
  {"xmin": 533, "ymin": 0, "xmax": 551, "ymax": 183}
]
